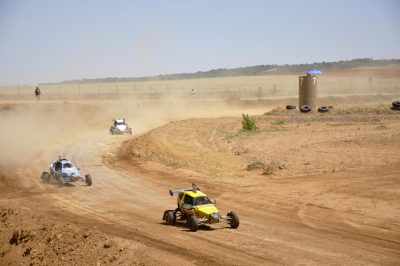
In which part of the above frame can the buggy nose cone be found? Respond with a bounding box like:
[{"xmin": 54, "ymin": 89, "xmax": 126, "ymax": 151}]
[{"xmin": 210, "ymin": 212, "xmax": 220, "ymax": 221}]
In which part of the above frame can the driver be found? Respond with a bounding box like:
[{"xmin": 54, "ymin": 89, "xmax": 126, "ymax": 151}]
[
  {"xmin": 183, "ymin": 195, "xmax": 194, "ymax": 206},
  {"xmin": 34, "ymin": 86, "xmax": 41, "ymax": 100}
]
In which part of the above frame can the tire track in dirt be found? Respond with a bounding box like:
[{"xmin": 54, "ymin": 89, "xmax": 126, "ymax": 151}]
[
  {"xmin": 3, "ymin": 103, "xmax": 400, "ymax": 265},
  {"xmin": 35, "ymin": 132, "xmax": 276, "ymax": 265}
]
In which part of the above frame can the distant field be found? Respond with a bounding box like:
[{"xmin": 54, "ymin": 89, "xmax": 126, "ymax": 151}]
[{"xmin": 1, "ymin": 69, "xmax": 399, "ymax": 100}]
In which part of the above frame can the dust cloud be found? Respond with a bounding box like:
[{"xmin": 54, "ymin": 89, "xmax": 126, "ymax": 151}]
[
  {"xmin": 0, "ymin": 98, "xmax": 269, "ymax": 184},
  {"xmin": 0, "ymin": 103, "xmax": 101, "ymax": 177}
]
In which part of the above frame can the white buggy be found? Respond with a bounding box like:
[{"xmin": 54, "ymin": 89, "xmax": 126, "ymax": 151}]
[
  {"xmin": 41, "ymin": 157, "xmax": 92, "ymax": 186},
  {"xmin": 110, "ymin": 118, "xmax": 132, "ymax": 135}
]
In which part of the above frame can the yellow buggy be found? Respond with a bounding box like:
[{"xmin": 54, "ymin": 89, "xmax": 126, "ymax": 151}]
[{"xmin": 163, "ymin": 184, "xmax": 239, "ymax": 232}]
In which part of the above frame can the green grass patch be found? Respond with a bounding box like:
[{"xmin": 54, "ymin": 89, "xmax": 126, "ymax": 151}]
[{"xmin": 271, "ymin": 120, "xmax": 285, "ymax": 125}]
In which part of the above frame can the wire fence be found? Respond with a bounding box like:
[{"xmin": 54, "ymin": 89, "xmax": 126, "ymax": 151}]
[{"xmin": 1, "ymin": 75, "xmax": 399, "ymax": 100}]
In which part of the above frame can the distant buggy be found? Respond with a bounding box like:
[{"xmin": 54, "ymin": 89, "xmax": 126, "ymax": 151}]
[
  {"xmin": 41, "ymin": 156, "xmax": 92, "ymax": 186},
  {"xmin": 163, "ymin": 184, "xmax": 239, "ymax": 232},
  {"xmin": 110, "ymin": 118, "xmax": 132, "ymax": 135}
]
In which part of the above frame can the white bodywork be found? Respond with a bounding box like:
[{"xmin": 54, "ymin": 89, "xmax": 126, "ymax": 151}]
[
  {"xmin": 115, "ymin": 119, "xmax": 128, "ymax": 131},
  {"xmin": 41, "ymin": 156, "xmax": 92, "ymax": 186},
  {"xmin": 110, "ymin": 118, "xmax": 132, "ymax": 135}
]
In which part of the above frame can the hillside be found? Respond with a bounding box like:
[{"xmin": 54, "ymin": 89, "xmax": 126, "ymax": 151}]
[{"xmin": 49, "ymin": 58, "xmax": 400, "ymax": 85}]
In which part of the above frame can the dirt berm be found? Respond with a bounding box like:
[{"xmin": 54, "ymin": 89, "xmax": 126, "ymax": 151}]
[{"xmin": 1, "ymin": 101, "xmax": 400, "ymax": 265}]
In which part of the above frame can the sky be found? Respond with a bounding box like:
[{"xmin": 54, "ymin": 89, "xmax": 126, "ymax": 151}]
[{"xmin": 0, "ymin": 0, "xmax": 399, "ymax": 84}]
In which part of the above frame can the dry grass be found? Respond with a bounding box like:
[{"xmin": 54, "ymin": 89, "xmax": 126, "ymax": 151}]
[{"xmin": 1, "ymin": 70, "xmax": 400, "ymax": 100}]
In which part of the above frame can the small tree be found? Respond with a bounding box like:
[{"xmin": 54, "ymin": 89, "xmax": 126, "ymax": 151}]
[{"xmin": 241, "ymin": 113, "xmax": 258, "ymax": 131}]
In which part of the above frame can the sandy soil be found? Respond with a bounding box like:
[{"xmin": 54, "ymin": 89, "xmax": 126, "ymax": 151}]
[{"xmin": 0, "ymin": 96, "xmax": 399, "ymax": 265}]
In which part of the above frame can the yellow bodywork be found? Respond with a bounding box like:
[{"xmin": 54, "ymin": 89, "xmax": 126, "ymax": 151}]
[
  {"xmin": 165, "ymin": 185, "xmax": 239, "ymax": 231},
  {"xmin": 178, "ymin": 190, "xmax": 219, "ymax": 220},
  {"xmin": 183, "ymin": 190, "xmax": 206, "ymax": 198}
]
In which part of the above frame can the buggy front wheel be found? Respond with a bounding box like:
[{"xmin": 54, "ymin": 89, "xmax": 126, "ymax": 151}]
[
  {"xmin": 41, "ymin": 172, "xmax": 50, "ymax": 183},
  {"xmin": 85, "ymin": 174, "xmax": 92, "ymax": 186},
  {"xmin": 187, "ymin": 215, "xmax": 199, "ymax": 232},
  {"xmin": 227, "ymin": 211, "xmax": 240, "ymax": 229}
]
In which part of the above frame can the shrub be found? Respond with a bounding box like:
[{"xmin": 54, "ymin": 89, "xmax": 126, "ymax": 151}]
[{"xmin": 241, "ymin": 113, "xmax": 258, "ymax": 131}]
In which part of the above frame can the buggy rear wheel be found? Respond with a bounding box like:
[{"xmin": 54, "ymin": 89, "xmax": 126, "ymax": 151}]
[{"xmin": 164, "ymin": 210, "xmax": 176, "ymax": 225}]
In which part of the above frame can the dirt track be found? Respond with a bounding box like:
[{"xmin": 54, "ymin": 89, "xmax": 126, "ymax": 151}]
[{"xmin": 0, "ymin": 99, "xmax": 400, "ymax": 265}]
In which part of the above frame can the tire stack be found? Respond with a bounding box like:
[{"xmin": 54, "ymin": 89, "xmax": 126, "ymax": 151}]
[
  {"xmin": 318, "ymin": 106, "xmax": 329, "ymax": 113},
  {"xmin": 392, "ymin": 101, "xmax": 400, "ymax": 111},
  {"xmin": 300, "ymin": 105, "xmax": 311, "ymax": 113},
  {"xmin": 295, "ymin": 105, "xmax": 335, "ymax": 113}
]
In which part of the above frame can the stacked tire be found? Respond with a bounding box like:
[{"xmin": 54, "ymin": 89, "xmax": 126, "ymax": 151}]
[
  {"xmin": 318, "ymin": 106, "xmax": 330, "ymax": 113},
  {"xmin": 300, "ymin": 105, "xmax": 311, "ymax": 113},
  {"xmin": 392, "ymin": 101, "xmax": 400, "ymax": 111}
]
